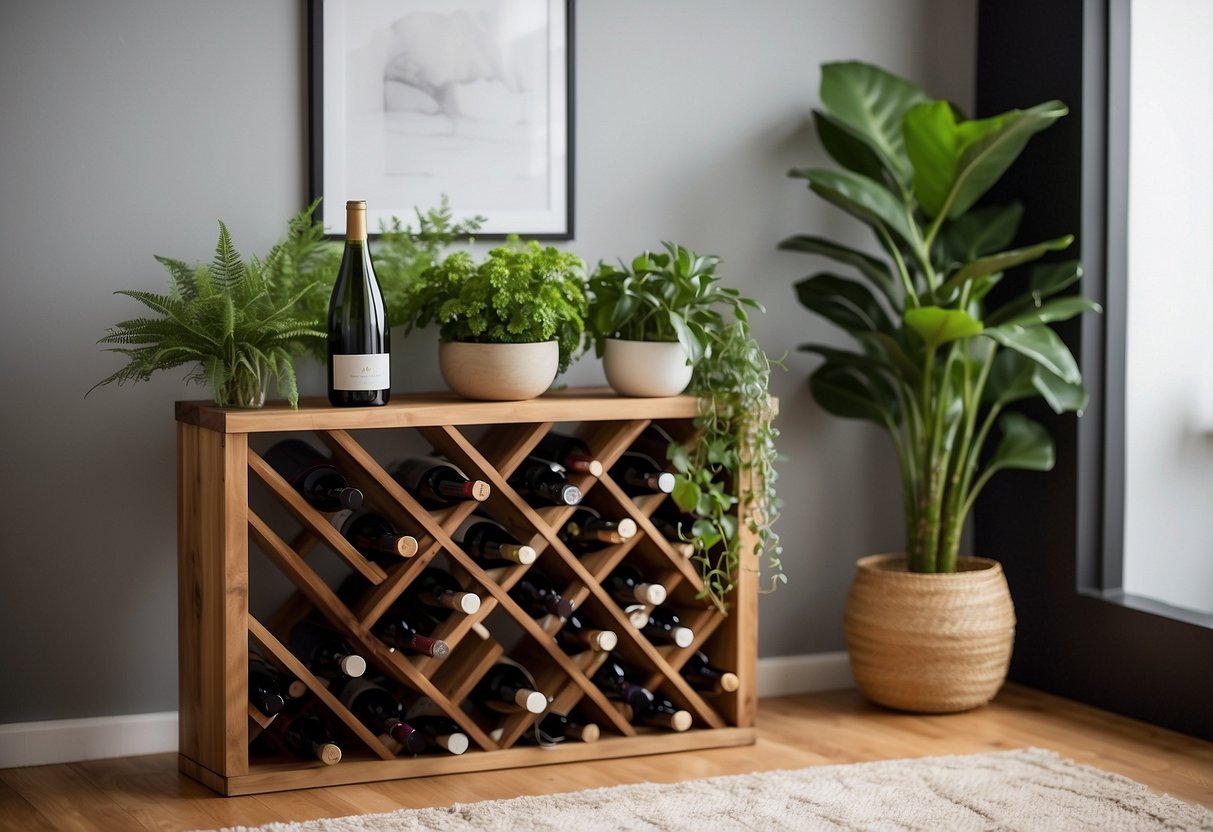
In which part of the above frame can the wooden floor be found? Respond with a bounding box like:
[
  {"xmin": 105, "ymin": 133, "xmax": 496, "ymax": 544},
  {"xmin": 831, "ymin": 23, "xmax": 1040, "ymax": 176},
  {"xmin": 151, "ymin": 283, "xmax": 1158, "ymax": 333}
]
[{"xmin": 2, "ymin": 684, "xmax": 1210, "ymax": 831}]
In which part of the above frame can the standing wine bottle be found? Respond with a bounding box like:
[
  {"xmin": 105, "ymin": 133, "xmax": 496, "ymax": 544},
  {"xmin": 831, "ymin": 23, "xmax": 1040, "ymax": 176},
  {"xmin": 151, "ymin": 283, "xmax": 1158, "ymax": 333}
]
[
  {"xmin": 640, "ymin": 607, "xmax": 694, "ymax": 648},
  {"xmin": 267, "ymin": 712, "xmax": 342, "ymax": 765},
  {"xmin": 248, "ymin": 656, "xmax": 286, "ymax": 717},
  {"xmin": 392, "ymin": 457, "xmax": 490, "ymax": 509},
  {"xmin": 532, "ymin": 711, "xmax": 600, "ymax": 745},
  {"xmin": 533, "ymin": 432, "xmax": 603, "ymax": 477},
  {"xmin": 470, "ymin": 660, "xmax": 547, "ymax": 714},
  {"xmin": 337, "ymin": 678, "xmax": 426, "ymax": 753},
  {"xmin": 556, "ymin": 612, "xmax": 618, "ymax": 654},
  {"xmin": 328, "ymin": 199, "xmax": 390, "ymax": 407},
  {"xmin": 452, "ymin": 516, "xmax": 537, "ymax": 566},
  {"xmin": 610, "ymin": 452, "xmax": 676, "ymax": 495},
  {"xmin": 341, "ymin": 511, "xmax": 419, "ymax": 561},
  {"xmin": 288, "ymin": 619, "xmax": 367, "ymax": 680},
  {"xmin": 508, "ymin": 458, "xmax": 583, "ymax": 507},
  {"xmin": 605, "ymin": 563, "xmax": 667, "ymax": 607},
  {"xmin": 681, "ymin": 650, "xmax": 740, "ymax": 694},
  {"xmin": 263, "ymin": 439, "xmax": 363, "ymax": 513},
  {"xmin": 508, "ymin": 569, "xmax": 573, "ymax": 620},
  {"xmin": 559, "ymin": 506, "xmax": 637, "ymax": 552},
  {"xmin": 404, "ymin": 567, "xmax": 481, "ymax": 616}
]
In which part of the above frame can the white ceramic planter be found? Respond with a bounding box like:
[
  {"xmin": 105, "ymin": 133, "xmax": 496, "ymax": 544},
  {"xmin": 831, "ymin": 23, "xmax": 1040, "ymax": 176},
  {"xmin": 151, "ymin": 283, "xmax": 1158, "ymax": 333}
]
[
  {"xmin": 603, "ymin": 338, "xmax": 693, "ymax": 397},
  {"xmin": 438, "ymin": 340, "xmax": 559, "ymax": 401}
]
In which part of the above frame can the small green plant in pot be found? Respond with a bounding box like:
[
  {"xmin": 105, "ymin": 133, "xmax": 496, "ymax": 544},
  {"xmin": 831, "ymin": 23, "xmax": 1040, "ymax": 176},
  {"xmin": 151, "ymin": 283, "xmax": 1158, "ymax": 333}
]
[
  {"xmin": 404, "ymin": 240, "xmax": 587, "ymax": 400},
  {"xmin": 588, "ymin": 243, "xmax": 784, "ymax": 612},
  {"xmin": 783, "ymin": 60, "xmax": 1101, "ymax": 711},
  {"xmin": 90, "ymin": 222, "xmax": 323, "ymax": 409}
]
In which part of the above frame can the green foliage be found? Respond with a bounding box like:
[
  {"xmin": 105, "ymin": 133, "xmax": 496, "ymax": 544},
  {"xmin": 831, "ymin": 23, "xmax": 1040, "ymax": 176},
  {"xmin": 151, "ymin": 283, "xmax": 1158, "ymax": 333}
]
[
  {"xmin": 90, "ymin": 222, "xmax": 324, "ymax": 408},
  {"xmin": 407, "ymin": 240, "xmax": 588, "ymax": 374},
  {"xmin": 784, "ymin": 60, "xmax": 1101, "ymax": 573},
  {"xmin": 270, "ymin": 197, "xmax": 484, "ymax": 360}
]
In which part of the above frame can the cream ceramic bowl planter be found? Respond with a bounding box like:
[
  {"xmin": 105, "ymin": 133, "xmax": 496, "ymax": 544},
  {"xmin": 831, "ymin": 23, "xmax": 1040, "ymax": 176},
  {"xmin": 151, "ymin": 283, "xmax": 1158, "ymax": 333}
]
[
  {"xmin": 438, "ymin": 340, "xmax": 559, "ymax": 401},
  {"xmin": 843, "ymin": 554, "xmax": 1016, "ymax": 714},
  {"xmin": 602, "ymin": 338, "xmax": 694, "ymax": 397}
]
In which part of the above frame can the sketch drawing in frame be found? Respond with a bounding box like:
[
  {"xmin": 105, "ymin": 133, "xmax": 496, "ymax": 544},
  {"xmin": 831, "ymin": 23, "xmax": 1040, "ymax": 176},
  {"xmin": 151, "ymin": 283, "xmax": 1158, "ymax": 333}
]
[{"xmin": 309, "ymin": 0, "xmax": 573, "ymax": 238}]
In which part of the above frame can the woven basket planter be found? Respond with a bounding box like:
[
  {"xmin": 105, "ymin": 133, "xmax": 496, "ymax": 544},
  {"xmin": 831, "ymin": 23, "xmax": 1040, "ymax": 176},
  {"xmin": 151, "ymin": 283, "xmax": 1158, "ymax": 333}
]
[{"xmin": 843, "ymin": 554, "xmax": 1016, "ymax": 713}]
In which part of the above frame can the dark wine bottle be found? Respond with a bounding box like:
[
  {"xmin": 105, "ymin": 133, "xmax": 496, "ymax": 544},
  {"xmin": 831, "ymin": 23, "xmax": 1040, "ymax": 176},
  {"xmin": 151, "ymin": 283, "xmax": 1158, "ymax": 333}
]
[
  {"xmin": 682, "ymin": 650, "xmax": 740, "ymax": 694},
  {"xmin": 533, "ymin": 711, "xmax": 600, "ymax": 745},
  {"xmin": 634, "ymin": 695, "xmax": 693, "ymax": 732},
  {"xmin": 556, "ymin": 612, "xmax": 618, "ymax": 654},
  {"xmin": 592, "ymin": 660, "xmax": 691, "ymax": 732},
  {"xmin": 453, "ymin": 516, "xmax": 536, "ymax": 566},
  {"xmin": 649, "ymin": 509, "xmax": 696, "ymax": 558},
  {"xmin": 508, "ymin": 457, "xmax": 583, "ymax": 506},
  {"xmin": 371, "ymin": 609, "xmax": 450, "ymax": 659},
  {"xmin": 605, "ymin": 563, "xmax": 667, "ymax": 606},
  {"xmin": 640, "ymin": 607, "xmax": 694, "ymax": 648},
  {"xmin": 337, "ymin": 678, "xmax": 426, "ymax": 753},
  {"xmin": 392, "ymin": 457, "xmax": 490, "ymax": 509},
  {"xmin": 610, "ymin": 451, "xmax": 675, "ymax": 495},
  {"xmin": 287, "ymin": 619, "xmax": 367, "ymax": 680},
  {"xmin": 404, "ymin": 566, "xmax": 481, "ymax": 616},
  {"xmin": 327, "ymin": 199, "xmax": 390, "ymax": 407},
  {"xmin": 559, "ymin": 506, "xmax": 637, "ymax": 552},
  {"xmin": 248, "ymin": 655, "xmax": 286, "ymax": 717},
  {"xmin": 533, "ymin": 432, "xmax": 603, "ymax": 477},
  {"xmin": 406, "ymin": 715, "xmax": 470, "ymax": 755},
  {"xmin": 263, "ymin": 439, "xmax": 363, "ymax": 513},
  {"xmin": 268, "ymin": 712, "xmax": 342, "ymax": 765},
  {"xmin": 470, "ymin": 660, "xmax": 547, "ymax": 714},
  {"xmin": 341, "ymin": 511, "xmax": 419, "ymax": 561},
  {"xmin": 508, "ymin": 570, "xmax": 573, "ymax": 619}
]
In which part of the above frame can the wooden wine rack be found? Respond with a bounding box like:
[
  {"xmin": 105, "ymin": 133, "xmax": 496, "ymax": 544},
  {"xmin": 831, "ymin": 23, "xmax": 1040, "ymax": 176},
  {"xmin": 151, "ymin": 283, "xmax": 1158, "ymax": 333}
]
[{"xmin": 175, "ymin": 388, "xmax": 758, "ymax": 796}]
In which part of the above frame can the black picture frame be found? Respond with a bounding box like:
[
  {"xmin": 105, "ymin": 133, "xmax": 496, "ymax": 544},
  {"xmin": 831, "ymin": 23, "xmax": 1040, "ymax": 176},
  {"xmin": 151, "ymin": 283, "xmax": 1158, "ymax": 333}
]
[{"xmin": 308, "ymin": 0, "xmax": 574, "ymax": 239}]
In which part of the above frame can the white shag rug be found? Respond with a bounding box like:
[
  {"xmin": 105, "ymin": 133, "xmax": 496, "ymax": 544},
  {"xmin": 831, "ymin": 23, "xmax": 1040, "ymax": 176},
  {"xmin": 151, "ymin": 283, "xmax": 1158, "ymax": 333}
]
[{"xmin": 205, "ymin": 748, "xmax": 1213, "ymax": 832}]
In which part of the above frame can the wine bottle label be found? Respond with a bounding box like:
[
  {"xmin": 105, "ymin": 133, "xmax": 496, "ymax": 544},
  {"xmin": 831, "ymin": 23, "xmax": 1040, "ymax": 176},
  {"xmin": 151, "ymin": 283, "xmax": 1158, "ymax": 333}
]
[{"xmin": 332, "ymin": 353, "xmax": 390, "ymax": 391}]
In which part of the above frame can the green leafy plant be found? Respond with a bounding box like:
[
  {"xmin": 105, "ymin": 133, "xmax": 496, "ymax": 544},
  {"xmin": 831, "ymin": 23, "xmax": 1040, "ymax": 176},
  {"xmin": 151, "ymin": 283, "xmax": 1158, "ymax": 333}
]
[
  {"xmin": 406, "ymin": 240, "xmax": 588, "ymax": 374},
  {"xmin": 783, "ymin": 60, "xmax": 1100, "ymax": 574},
  {"xmin": 90, "ymin": 222, "xmax": 324, "ymax": 408},
  {"xmin": 587, "ymin": 244, "xmax": 783, "ymax": 612}
]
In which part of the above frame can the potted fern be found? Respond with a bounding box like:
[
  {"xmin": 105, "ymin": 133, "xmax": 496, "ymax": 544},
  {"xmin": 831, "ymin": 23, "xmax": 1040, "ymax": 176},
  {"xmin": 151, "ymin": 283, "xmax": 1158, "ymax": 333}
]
[
  {"xmin": 404, "ymin": 240, "xmax": 587, "ymax": 400},
  {"xmin": 783, "ymin": 61, "xmax": 1100, "ymax": 711},
  {"xmin": 90, "ymin": 221, "xmax": 323, "ymax": 409}
]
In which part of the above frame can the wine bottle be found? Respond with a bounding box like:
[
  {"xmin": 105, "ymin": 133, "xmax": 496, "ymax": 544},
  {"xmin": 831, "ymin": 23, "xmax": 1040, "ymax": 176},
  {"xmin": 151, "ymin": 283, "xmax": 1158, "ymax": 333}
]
[
  {"xmin": 267, "ymin": 712, "xmax": 342, "ymax": 765},
  {"xmin": 392, "ymin": 457, "xmax": 490, "ymax": 509},
  {"xmin": 649, "ymin": 510, "xmax": 696, "ymax": 559},
  {"xmin": 682, "ymin": 650, "xmax": 740, "ymax": 694},
  {"xmin": 559, "ymin": 506, "xmax": 638, "ymax": 552},
  {"xmin": 470, "ymin": 660, "xmax": 547, "ymax": 714},
  {"xmin": 610, "ymin": 451, "xmax": 675, "ymax": 495},
  {"xmin": 533, "ymin": 432, "xmax": 603, "ymax": 477},
  {"xmin": 452, "ymin": 516, "xmax": 536, "ymax": 566},
  {"xmin": 371, "ymin": 609, "xmax": 450, "ymax": 659},
  {"xmin": 508, "ymin": 457, "xmax": 583, "ymax": 507},
  {"xmin": 592, "ymin": 660, "xmax": 691, "ymax": 732},
  {"xmin": 404, "ymin": 567, "xmax": 481, "ymax": 616},
  {"xmin": 532, "ymin": 711, "xmax": 600, "ymax": 745},
  {"xmin": 406, "ymin": 715, "xmax": 470, "ymax": 755},
  {"xmin": 640, "ymin": 607, "xmax": 694, "ymax": 648},
  {"xmin": 605, "ymin": 563, "xmax": 667, "ymax": 606},
  {"xmin": 556, "ymin": 612, "xmax": 618, "ymax": 654},
  {"xmin": 341, "ymin": 511, "xmax": 419, "ymax": 561},
  {"xmin": 508, "ymin": 570, "xmax": 573, "ymax": 620},
  {"xmin": 633, "ymin": 696, "xmax": 693, "ymax": 732},
  {"xmin": 328, "ymin": 199, "xmax": 390, "ymax": 407},
  {"xmin": 337, "ymin": 678, "xmax": 426, "ymax": 753},
  {"xmin": 287, "ymin": 619, "xmax": 367, "ymax": 680},
  {"xmin": 248, "ymin": 656, "xmax": 286, "ymax": 717},
  {"xmin": 263, "ymin": 439, "xmax": 363, "ymax": 513}
]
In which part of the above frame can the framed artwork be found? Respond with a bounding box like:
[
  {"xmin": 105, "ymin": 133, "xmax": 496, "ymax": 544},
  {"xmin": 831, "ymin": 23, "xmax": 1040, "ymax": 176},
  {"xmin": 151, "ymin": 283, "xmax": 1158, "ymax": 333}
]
[{"xmin": 308, "ymin": 0, "xmax": 573, "ymax": 239}]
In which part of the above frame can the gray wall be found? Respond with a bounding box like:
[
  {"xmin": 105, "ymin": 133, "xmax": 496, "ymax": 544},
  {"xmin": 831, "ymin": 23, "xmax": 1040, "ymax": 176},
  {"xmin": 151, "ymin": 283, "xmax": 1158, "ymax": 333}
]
[{"xmin": 0, "ymin": 0, "xmax": 974, "ymax": 724}]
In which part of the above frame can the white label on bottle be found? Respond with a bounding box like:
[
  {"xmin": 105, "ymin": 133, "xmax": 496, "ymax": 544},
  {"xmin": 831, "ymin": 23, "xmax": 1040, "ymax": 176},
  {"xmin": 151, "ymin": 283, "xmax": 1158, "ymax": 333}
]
[{"xmin": 332, "ymin": 353, "xmax": 390, "ymax": 390}]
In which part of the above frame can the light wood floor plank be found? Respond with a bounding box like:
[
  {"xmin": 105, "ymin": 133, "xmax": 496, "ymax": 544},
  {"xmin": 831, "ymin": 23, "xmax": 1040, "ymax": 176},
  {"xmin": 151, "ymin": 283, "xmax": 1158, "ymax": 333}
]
[{"xmin": 0, "ymin": 684, "xmax": 1208, "ymax": 832}]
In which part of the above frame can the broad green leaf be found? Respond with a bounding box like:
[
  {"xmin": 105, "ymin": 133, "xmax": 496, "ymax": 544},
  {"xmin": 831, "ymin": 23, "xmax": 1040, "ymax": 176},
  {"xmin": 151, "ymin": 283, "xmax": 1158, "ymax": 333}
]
[
  {"xmin": 936, "ymin": 203, "xmax": 1024, "ymax": 265},
  {"xmin": 776, "ymin": 234, "xmax": 896, "ymax": 303},
  {"xmin": 987, "ymin": 412, "xmax": 1055, "ymax": 474},
  {"xmin": 797, "ymin": 168, "xmax": 918, "ymax": 246},
  {"xmin": 813, "ymin": 110, "xmax": 887, "ymax": 184},
  {"xmin": 904, "ymin": 306, "xmax": 983, "ymax": 349},
  {"xmin": 983, "ymin": 322, "xmax": 1081, "ymax": 383},
  {"xmin": 809, "ymin": 361, "xmax": 900, "ymax": 427},
  {"xmin": 855, "ymin": 330, "xmax": 922, "ymax": 385},
  {"xmin": 795, "ymin": 273, "xmax": 893, "ymax": 334},
  {"xmin": 819, "ymin": 61, "xmax": 929, "ymax": 188},
  {"xmin": 986, "ymin": 260, "xmax": 1086, "ymax": 325},
  {"xmin": 938, "ymin": 235, "xmax": 1074, "ymax": 298},
  {"xmin": 984, "ymin": 348, "xmax": 1085, "ymax": 413},
  {"xmin": 1033, "ymin": 369, "xmax": 1088, "ymax": 415},
  {"xmin": 994, "ymin": 295, "xmax": 1101, "ymax": 329}
]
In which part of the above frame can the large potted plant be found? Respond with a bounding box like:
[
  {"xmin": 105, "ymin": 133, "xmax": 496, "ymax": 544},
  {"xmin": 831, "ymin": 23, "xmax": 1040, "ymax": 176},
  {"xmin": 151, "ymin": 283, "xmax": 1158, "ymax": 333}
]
[
  {"xmin": 783, "ymin": 61, "xmax": 1100, "ymax": 712},
  {"xmin": 404, "ymin": 240, "xmax": 587, "ymax": 400},
  {"xmin": 588, "ymin": 243, "xmax": 784, "ymax": 612},
  {"xmin": 90, "ymin": 221, "xmax": 323, "ymax": 409}
]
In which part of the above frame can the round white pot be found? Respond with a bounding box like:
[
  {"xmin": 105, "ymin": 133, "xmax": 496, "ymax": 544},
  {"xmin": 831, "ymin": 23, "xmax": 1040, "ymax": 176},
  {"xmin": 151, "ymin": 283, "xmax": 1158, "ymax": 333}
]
[
  {"xmin": 438, "ymin": 340, "xmax": 559, "ymax": 401},
  {"xmin": 603, "ymin": 338, "xmax": 693, "ymax": 397}
]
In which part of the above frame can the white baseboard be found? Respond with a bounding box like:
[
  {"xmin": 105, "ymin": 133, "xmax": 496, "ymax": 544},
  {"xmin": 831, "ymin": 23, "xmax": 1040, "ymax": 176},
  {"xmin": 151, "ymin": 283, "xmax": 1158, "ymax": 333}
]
[{"xmin": 0, "ymin": 653, "xmax": 854, "ymax": 769}]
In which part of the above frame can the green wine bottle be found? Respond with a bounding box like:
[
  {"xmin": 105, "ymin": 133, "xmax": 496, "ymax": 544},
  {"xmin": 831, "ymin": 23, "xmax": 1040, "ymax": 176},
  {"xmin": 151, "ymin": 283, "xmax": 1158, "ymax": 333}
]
[{"xmin": 328, "ymin": 200, "xmax": 390, "ymax": 407}]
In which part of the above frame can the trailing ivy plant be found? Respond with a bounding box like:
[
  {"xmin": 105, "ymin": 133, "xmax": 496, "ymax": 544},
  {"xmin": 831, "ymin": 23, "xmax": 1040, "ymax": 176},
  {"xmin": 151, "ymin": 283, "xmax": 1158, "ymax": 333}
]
[
  {"xmin": 405, "ymin": 240, "xmax": 588, "ymax": 374},
  {"xmin": 90, "ymin": 222, "xmax": 323, "ymax": 408}
]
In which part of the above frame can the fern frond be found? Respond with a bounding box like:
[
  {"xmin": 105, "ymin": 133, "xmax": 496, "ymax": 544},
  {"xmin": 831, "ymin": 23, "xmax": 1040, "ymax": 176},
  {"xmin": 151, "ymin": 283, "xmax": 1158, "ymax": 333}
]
[{"xmin": 211, "ymin": 221, "xmax": 246, "ymax": 291}]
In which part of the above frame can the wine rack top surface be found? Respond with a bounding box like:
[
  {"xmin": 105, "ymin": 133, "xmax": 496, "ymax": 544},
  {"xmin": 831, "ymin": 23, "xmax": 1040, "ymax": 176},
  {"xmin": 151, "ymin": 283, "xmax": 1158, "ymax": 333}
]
[{"xmin": 176, "ymin": 387, "xmax": 702, "ymax": 434}]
